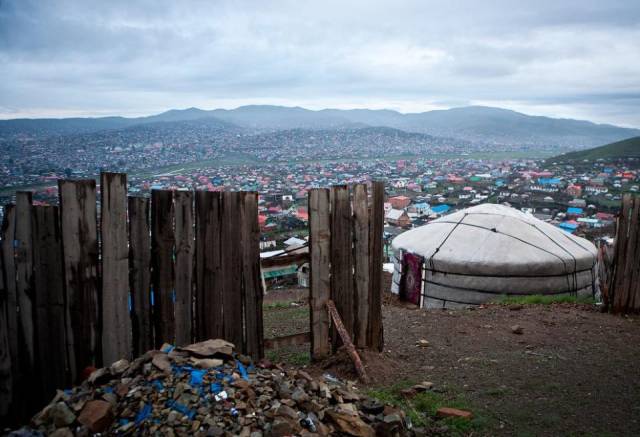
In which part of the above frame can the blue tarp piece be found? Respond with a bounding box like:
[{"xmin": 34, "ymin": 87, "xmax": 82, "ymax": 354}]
[
  {"xmin": 135, "ymin": 404, "xmax": 152, "ymax": 425},
  {"xmin": 103, "ymin": 386, "xmax": 113, "ymax": 394},
  {"xmin": 167, "ymin": 400, "xmax": 196, "ymax": 420},
  {"xmin": 152, "ymin": 380, "xmax": 164, "ymax": 392},
  {"xmin": 190, "ymin": 369, "xmax": 206, "ymax": 386},
  {"xmin": 235, "ymin": 360, "xmax": 249, "ymax": 381},
  {"xmin": 431, "ymin": 205, "xmax": 450, "ymax": 214},
  {"xmin": 119, "ymin": 418, "xmax": 130, "ymax": 426},
  {"xmin": 160, "ymin": 344, "xmax": 175, "ymax": 353},
  {"xmin": 538, "ymin": 177, "xmax": 561, "ymax": 185},
  {"xmin": 210, "ymin": 382, "xmax": 223, "ymax": 394},
  {"xmin": 558, "ymin": 222, "xmax": 579, "ymax": 232}
]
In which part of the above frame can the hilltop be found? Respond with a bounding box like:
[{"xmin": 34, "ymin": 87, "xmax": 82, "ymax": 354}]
[
  {"xmin": 2, "ymin": 105, "xmax": 639, "ymax": 148},
  {"xmin": 549, "ymin": 136, "xmax": 640, "ymax": 162}
]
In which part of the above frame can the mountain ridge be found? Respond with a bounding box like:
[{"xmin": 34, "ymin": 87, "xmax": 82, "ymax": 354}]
[{"xmin": 1, "ymin": 105, "xmax": 639, "ymax": 147}]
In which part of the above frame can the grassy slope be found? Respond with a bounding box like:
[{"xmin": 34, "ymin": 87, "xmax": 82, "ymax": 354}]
[{"xmin": 550, "ymin": 136, "xmax": 640, "ymax": 162}]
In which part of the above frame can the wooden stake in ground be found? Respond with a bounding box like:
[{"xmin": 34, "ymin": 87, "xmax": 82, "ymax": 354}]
[{"xmin": 326, "ymin": 300, "xmax": 369, "ymax": 383}]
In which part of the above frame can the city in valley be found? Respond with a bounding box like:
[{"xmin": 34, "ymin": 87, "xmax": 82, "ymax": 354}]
[{"xmin": 2, "ymin": 1, "xmax": 640, "ymax": 436}]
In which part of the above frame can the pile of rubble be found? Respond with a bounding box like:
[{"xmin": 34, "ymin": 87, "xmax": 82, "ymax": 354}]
[{"xmin": 12, "ymin": 339, "xmax": 419, "ymax": 436}]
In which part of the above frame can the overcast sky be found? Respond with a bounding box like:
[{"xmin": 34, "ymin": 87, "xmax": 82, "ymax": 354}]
[{"xmin": 1, "ymin": 0, "xmax": 639, "ymax": 126}]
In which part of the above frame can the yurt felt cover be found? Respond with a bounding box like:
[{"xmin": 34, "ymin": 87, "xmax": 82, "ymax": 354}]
[{"xmin": 392, "ymin": 204, "xmax": 596, "ymax": 278}]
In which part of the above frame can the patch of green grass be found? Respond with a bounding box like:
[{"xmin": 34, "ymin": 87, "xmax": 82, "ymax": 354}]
[
  {"xmin": 266, "ymin": 349, "xmax": 310, "ymax": 366},
  {"xmin": 264, "ymin": 300, "xmax": 299, "ymax": 309},
  {"xmin": 367, "ymin": 381, "xmax": 490, "ymax": 435},
  {"xmin": 494, "ymin": 294, "xmax": 596, "ymax": 305}
]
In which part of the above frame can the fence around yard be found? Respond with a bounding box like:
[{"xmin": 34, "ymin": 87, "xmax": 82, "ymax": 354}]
[
  {"xmin": 0, "ymin": 173, "xmax": 263, "ymax": 422},
  {"xmin": 607, "ymin": 194, "xmax": 640, "ymax": 313}
]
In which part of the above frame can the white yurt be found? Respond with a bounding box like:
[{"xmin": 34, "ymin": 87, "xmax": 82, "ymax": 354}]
[{"xmin": 391, "ymin": 203, "xmax": 597, "ymax": 309}]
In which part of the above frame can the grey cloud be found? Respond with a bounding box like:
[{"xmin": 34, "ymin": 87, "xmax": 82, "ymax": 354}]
[{"xmin": 0, "ymin": 0, "xmax": 639, "ymax": 126}]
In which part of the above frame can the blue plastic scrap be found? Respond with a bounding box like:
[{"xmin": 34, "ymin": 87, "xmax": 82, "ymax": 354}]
[
  {"xmin": 167, "ymin": 400, "xmax": 196, "ymax": 420},
  {"xmin": 135, "ymin": 404, "xmax": 152, "ymax": 425},
  {"xmin": 160, "ymin": 344, "xmax": 175, "ymax": 353},
  {"xmin": 190, "ymin": 369, "xmax": 206, "ymax": 386},
  {"xmin": 152, "ymin": 380, "xmax": 164, "ymax": 392},
  {"xmin": 210, "ymin": 382, "xmax": 223, "ymax": 394},
  {"xmin": 235, "ymin": 360, "xmax": 249, "ymax": 381}
]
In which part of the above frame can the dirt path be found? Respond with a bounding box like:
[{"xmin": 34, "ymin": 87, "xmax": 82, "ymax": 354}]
[
  {"xmin": 364, "ymin": 302, "xmax": 640, "ymax": 436},
  {"xmin": 264, "ymin": 290, "xmax": 640, "ymax": 435}
]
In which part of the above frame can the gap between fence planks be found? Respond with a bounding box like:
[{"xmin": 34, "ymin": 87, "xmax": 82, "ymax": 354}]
[{"xmin": 101, "ymin": 173, "xmax": 132, "ymax": 365}]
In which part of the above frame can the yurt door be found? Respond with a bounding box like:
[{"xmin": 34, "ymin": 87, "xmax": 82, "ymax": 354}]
[{"xmin": 400, "ymin": 252, "xmax": 423, "ymax": 306}]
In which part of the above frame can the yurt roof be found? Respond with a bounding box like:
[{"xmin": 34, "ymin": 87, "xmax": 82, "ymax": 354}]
[{"xmin": 391, "ymin": 203, "xmax": 597, "ymax": 276}]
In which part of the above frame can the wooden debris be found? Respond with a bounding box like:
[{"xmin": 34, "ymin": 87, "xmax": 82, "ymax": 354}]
[{"xmin": 326, "ymin": 300, "xmax": 369, "ymax": 383}]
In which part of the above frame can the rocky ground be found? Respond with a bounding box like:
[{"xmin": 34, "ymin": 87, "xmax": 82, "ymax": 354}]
[{"xmin": 10, "ymin": 339, "xmax": 422, "ymax": 436}]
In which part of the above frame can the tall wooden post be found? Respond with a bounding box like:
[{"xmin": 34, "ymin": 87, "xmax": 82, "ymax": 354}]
[
  {"xmin": 368, "ymin": 181, "xmax": 385, "ymax": 351},
  {"xmin": 309, "ymin": 188, "xmax": 331, "ymax": 359},
  {"xmin": 151, "ymin": 190, "xmax": 175, "ymax": 347},
  {"xmin": 174, "ymin": 191, "xmax": 194, "ymax": 346},
  {"xmin": 129, "ymin": 196, "xmax": 152, "ymax": 356},
  {"xmin": 59, "ymin": 179, "xmax": 100, "ymax": 379},
  {"xmin": 330, "ymin": 185, "xmax": 353, "ymax": 351},
  {"xmin": 100, "ymin": 173, "xmax": 131, "ymax": 364},
  {"xmin": 353, "ymin": 184, "xmax": 370, "ymax": 348}
]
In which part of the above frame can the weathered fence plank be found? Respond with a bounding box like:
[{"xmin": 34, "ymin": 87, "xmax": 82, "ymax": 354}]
[
  {"xmin": 309, "ymin": 188, "xmax": 331, "ymax": 359},
  {"xmin": 241, "ymin": 192, "xmax": 263, "ymax": 359},
  {"xmin": 195, "ymin": 191, "xmax": 224, "ymax": 341},
  {"xmin": 174, "ymin": 191, "xmax": 194, "ymax": 346},
  {"xmin": 353, "ymin": 184, "xmax": 370, "ymax": 348},
  {"xmin": 32, "ymin": 205, "xmax": 67, "ymax": 400},
  {"xmin": 128, "ymin": 196, "xmax": 152, "ymax": 356},
  {"xmin": 0, "ymin": 217, "xmax": 11, "ymax": 416},
  {"xmin": 151, "ymin": 190, "xmax": 175, "ymax": 347},
  {"xmin": 100, "ymin": 172, "xmax": 131, "ymax": 364},
  {"xmin": 368, "ymin": 180, "xmax": 384, "ymax": 351},
  {"xmin": 222, "ymin": 191, "xmax": 244, "ymax": 350},
  {"xmin": 611, "ymin": 195, "xmax": 633, "ymax": 313},
  {"xmin": 15, "ymin": 192, "xmax": 35, "ymax": 382},
  {"xmin": 1, "ymin": 206, "xmax": 19, "ymax": 412},
  {"xmin": 626, "ymin": 196, "xmax": 640, "ymax": 311},
  {"xmin": 59, "ymin": 179, "xmax": 100, "ymax": 379},
  {"xmin": 330, "ymin": 185, "xmax": 353, "ymax": 351}
]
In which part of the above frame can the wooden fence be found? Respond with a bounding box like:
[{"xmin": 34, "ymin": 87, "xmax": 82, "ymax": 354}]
[
  {"xmin": 608, "ymin": 194, "xmax": 640, "ymax": 313},
  {"xmin": 0, "ymin": 173, "xmax": 263, "ymax": 422},
  {"xmin": 309, "ymin": 181, "xmax": 384, "ymax": 360}
]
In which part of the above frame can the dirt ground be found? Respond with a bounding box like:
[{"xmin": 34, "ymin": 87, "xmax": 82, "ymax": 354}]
[{"xmin": 263, "ymin": 283, "xmax": 640, "ymax": 436}]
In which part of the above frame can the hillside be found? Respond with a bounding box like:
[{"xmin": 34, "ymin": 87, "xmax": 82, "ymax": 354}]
[
  {"xmin": 1, "ymin": 105, "xmax": 639, "ymax": 147},
  {"xmin": 550, "ymin": 136, "xmax": 640, "ymax": 162}
]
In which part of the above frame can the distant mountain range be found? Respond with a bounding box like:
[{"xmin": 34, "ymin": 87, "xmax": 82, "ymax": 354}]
[
  {"xmin": 550, "ymin": 136, "xmax": 640, "ymax": 162},
  {"xmin": 2, "ymin": 105, "xmax": 639, "ymax": 148}
]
